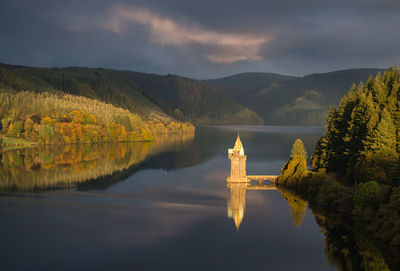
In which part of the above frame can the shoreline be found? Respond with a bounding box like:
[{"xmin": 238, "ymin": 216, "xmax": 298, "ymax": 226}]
[{"xmin": 0, "ymin": 131, "xmax": 195, "ymax": 152}]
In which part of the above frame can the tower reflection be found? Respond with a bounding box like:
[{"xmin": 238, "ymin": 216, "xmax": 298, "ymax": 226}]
[
  {"xmin": 227, "ymin": 134, "xmax": 277, "ymax": 230},
  {"xmin": 227, "ymin": 182, "xmax": 248, "ymax": 230}
]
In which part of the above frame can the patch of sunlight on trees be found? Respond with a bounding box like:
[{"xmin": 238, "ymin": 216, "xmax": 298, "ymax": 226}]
[
  {"xmin": 0, "ymin": 91, "xmax": 194, "ymax": 145},
  {"xmin": 278, "ymin": 138, "xmax": 308, "ymax": 187},
  {"xmin": 311, "ymin": 67, "xmax": 400, "ymax": 186}
]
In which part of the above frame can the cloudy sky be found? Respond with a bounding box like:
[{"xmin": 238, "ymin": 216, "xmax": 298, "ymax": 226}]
[{"xmin": 0, "ymin": 0, "xmax": 399, "ymax": 78}]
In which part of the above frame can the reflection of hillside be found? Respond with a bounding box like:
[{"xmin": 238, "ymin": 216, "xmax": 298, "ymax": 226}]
[
  {"xmin": 139, "ymin": 133, "xmax": 209, "ymax": 171},
  {"xmin": 78, "ymin": 134, "xmax": 203, "ymax": 190},
  {"xmin": 0, "ymin": 133, "xmax": 194, "ymax": 191}
]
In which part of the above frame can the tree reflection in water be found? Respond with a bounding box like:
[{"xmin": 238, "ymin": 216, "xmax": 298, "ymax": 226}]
[
  {"xmin": 279, "ymin": 188, "xmax": 307, "ymax": 227},
  {"xmin": 280, "ymin": 189, "xmax": 396, "ymax": 271},
  {"xmin": 0, "ymin": 134, "xmax": 194, "ymax": 191},
  {"xmin": 226, "ymin": 182, "xmax": 395, "ymax": 270}
]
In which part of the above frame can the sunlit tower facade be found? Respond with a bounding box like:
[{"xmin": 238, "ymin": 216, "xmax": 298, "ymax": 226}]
[{"xmin": 227, "ymin": 134, "xmax": 247, "ymax": 183}]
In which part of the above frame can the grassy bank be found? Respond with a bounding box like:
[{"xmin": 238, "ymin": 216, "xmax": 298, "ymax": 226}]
[{"xmin": 0, "ymin": 136, "xmax": 37, "ymax": 151}]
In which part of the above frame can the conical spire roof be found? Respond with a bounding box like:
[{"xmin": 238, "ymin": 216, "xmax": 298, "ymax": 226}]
[{"xmin": 233, "ymin": 133, "xmax": 244, "ymax": 155}]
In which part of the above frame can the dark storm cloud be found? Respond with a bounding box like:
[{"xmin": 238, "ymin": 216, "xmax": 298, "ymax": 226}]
[{"xmin": 0, "ymin": 0, "xmax": 399, "ymax": 78}]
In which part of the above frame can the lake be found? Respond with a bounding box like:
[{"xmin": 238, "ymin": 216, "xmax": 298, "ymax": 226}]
[{"xmin": 0, "ymin": 125, "xmax": 355, "ymax": 270}]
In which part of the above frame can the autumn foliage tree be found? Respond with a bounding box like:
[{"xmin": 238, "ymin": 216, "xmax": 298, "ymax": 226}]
[{"xmin": 0, "ymin": 91, "xmax": 194, "ymax": 145}]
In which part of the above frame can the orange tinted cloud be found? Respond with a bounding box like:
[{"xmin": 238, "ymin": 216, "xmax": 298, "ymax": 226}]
[{"xmin": 106, "ymin": 6, "xmax": 271, "ymax": 64}]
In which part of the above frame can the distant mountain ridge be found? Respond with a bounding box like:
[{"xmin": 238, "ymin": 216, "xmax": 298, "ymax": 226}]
[{"xmin": 206, "ymin": 69, "xmax": 385, "ymax": 125}]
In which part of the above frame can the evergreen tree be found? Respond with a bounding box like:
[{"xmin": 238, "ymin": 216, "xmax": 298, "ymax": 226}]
[
  {"xmin": 372, "ymin": 72, "xmax": 386, "ymax": 107},
  {"xmin": 367, "ymin": 109, "xmax": 397, "ymax": 156},
  {"xmin": 311, "ymin": 136, "xmax": 329, "ymax": 169},
  {"xmin": 291, "ymin": 138, "xmax": 307, "ymax": 160},
  {"xmin": 359, "ymin": 109, "xmax": 398, "ymax": 183},
  {"xmin": 324, "ymin": 89, "xmax": 358, "ymax": 174},
  {"xmin": 311, "ymin": 67, "xmax": 400, "ymax": 185},
  {"xmin": 279, "ymin": 139, "xmax": 308, "ymax": 186},
  {"xmin": 345, "ymin": 92, "xmax": 378, "ymax": 182}
]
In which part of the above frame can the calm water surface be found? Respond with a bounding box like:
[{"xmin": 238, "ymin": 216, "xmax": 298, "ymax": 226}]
[{"xmin": 0, "ymin": 126, "xmax": 338, "ymax": 270}]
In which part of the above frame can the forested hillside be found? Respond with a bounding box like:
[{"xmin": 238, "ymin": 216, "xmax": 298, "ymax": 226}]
[
  {"xmin": 204, "ymin": 72, "xmax": 296, "ymax": 103},
  {"xmin": 0, "ymin": 63, "xmax": 172, "ymax": 122},
  {"xmin": 1, "ymin": 62, "xmax": 385, "ymax": 126},
  {"xmin": 0, "ymin": 63, "xmax": 262, "ymax": 125},
  {"xmin": 118, "ymin": 71, "xmax": 263, "ymax": 125}
]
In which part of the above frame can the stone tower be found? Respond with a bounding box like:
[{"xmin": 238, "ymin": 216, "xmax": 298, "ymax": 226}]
[{"xmin": 228, "ymin": 134, "xmax": 247, "ymax": 183}]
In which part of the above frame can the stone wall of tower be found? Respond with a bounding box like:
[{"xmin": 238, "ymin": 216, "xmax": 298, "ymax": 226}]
[
  {"xmin": 229, "ymin": 150, "xmax": 247, "ymax": 182},
  {"xmin": 239, "ymin": 155, "xmax": 246, "ymax": 178},
  {"xmin": 230, "ymin": 153, "xmax": 240, "ymax": 180}
]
